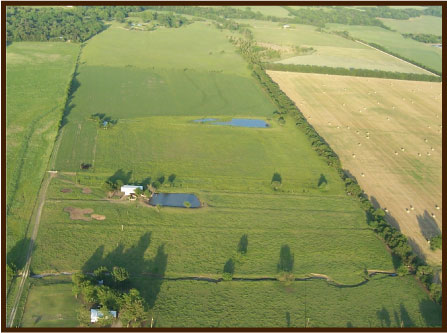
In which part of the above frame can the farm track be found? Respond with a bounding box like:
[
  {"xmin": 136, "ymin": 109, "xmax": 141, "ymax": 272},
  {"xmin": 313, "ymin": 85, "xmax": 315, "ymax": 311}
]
[{"xmin": 30, "ymin": 270, "xmax": 397, "ymax": 288}]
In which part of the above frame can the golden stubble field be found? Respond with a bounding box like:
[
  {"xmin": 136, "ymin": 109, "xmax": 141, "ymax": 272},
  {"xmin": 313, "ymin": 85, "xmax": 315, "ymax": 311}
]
[{"xmin": 268, "ymin": 71, "xmax": 442, "ymax": 265}]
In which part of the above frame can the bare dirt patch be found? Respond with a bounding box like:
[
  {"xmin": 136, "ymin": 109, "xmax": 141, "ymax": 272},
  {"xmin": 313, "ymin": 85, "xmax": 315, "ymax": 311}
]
[
  {"xmin": 91, "ymin": 214, "xmax": 106, "ymax": 220},
  {"xmin": 60, "ymin": 188, "xmax": 72, "ymax": 193},
  {"xmin": 268, "ymin": 71, "xmax": 442, "ymax": 265},
  {"xmin": 64, "ymin": 207, "xmax": 93, "ymax": 221},
  {"xmin": 82, "ymin": 187, "xmax": 92, "ymax": 194}
]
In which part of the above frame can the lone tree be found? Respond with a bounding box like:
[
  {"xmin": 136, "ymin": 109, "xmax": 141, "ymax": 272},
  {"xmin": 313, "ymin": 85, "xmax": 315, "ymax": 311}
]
[
  {"xmin": 277, "ymin": 245, "xmax": 294, "ymax": 272},
  {"xmin": 237, "ymin": 234, "xmax": 248, "ymax": 254},
  {"xmin": 112, "ymin": 266, "xmax": 129, "ymax": 288}
]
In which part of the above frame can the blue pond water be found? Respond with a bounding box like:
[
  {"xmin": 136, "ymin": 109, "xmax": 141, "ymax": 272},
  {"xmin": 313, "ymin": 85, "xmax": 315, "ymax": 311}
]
[
  {"xmin": 194, "ymin": 118, "xmax": 269, "ymax": 128},
  {"xmin": 149, "ymin": 193, "xmax": 201, "ymax": 208}
]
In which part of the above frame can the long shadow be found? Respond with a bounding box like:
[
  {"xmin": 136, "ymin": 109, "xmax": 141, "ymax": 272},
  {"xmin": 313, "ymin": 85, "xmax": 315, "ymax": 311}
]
[
  {"xmin": 417, "ymin": 210, "xmax": 441, "ymax": 240},
  {"xmin": 278, "ymin": 245, "xmax": 294, "ymax": 272},
  {"xmin": 406, "ymin": 237, "xmax": 426, "ymax": 262},
  {"xmin": 399, "ymin": 303, "xmax": 414, "ymax": 327},
  {"xmin": 376, "ymin": 306, "xmax": 391, "ymax": 327},
  {"xmin": 60, "ymin": 73, "xmax": 81, "ymax": 129},
  {"xmin": 7, "ymin": 237, "xmax": 32, "ymax": 272},
  {"xmin": 370, "ymin": 195, "xmax": 400, "ymax": 231},
  {"xmin": 419, "ymin": 299, "xmax": 442, "ymax": 327},
  {"xmin": 107, "ymin": 169, "xmax": 133, "ymax": 187},
  {"xmin": 285, "ymin": 312, "xmax": 291, "ymax": 327},
  {"xmin": 82, "ymin": 232, "xmax": 168, "ymax": 308}
]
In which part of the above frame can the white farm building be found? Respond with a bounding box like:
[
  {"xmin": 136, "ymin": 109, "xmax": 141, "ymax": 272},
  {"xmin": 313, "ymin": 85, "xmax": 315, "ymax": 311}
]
[
  {"xmin": 120, "ymin": 185, "xmax": 143, "ymax": 196},
  {"xmin": 91, "ymin": 309, "xmax": 117, "ymax": 323}
]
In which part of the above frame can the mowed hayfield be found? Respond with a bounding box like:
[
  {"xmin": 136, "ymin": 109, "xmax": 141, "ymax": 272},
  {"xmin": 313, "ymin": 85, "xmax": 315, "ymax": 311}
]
[
  {"xmin": 21, "ymin": 277, "xmax": 80, "ymax": 328},
  {"xmin": 25, "ymin": 19, "xmax": 441, "ymax": 327},
  {"xmin": 268, "ymin": 71, "xmax": 441, "ymax": 265},
  {"xmin": 379, "ymin": 15, "xmax": 442, "ymax": 36},
  {"xmin": 236, "ymin": 19, "xmax": 429, "ymax": 74},
  {"xmin": 326, "ymin": 24, "xmax": 442, "ymax": 73},
  {"xmin": 6, "ymin": 42, "xmax": 79, "ymax": 270}
]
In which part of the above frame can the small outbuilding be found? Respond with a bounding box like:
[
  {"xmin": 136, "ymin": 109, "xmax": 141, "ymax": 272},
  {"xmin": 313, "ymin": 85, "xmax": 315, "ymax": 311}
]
[
  {"xmin": 120, "ymin": 185, "xmax": 143, "ymax": 196},
  {"xmin": 91, "ymin": 309, "xmax": 117, "ymax": 323}
]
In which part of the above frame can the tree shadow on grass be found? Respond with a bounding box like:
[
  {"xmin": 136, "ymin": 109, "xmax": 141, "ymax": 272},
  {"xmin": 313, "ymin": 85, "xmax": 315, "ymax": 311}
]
[
  {"xmin": 419, "ymin": 299, "xmax": 442, "ymax": 327},
  {"xmin": 285, "ymin": 312, "xmax": 291, "ymax": 327},
  {"xmin": 7, "ymin": 237, "xmax": 31, "ymax": 271},
  {"xmin": 417, "ymin": 210, "xmax": 441, "ymax": 241},
  {"xmin": 82, "ymin": 232, "xmax": 168, "ymax": 308},
  {"xmin": 60, "ymin": 73, "xmax": 81, "ymax": 129},
  {"xmin": 376, "ymin": 306, "xmax": 391, "ymax": 327},
  {"xmin": 107, "ymin": 169, "xmax": 133, "ymax": 187},
  {"xmin": 317, "ymin": 173, "xmax": 327, "ymax": 187},
  {"xmin": 277, "ymin": 245, "xmax": 294, "ymax": 273},
  {"xmin": 406, "ymin": 237, "xmax": 426, "ymax": 263}
]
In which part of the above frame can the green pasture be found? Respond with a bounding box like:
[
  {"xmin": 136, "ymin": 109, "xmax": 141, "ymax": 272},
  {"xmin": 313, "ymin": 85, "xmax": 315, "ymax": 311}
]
[
  {"xmin": 32, "ymin": 193, "xmax": 393, "ymax": 284},
  {"xmin": 379, "ymin": 16, "xmax": 441, "ymax": 36},
  {"xmin": 326, "ymin": 24, "xmax": 442, "ymax": 72},
  {"xmin": 80, "ymin": 21, "xmax": 249, "ymax": 75},
  {"xmin": 6, "ymin": 42, "xmax": 79, "ymax": 267},
  {"xmin": 140, "ymin": 276, "xmax": 441, "ymax": 327},
  {"xmin": 237, "ymin": 19, "xmax": 428, "ymax": 74},
  {"xmin": 21, "ymin": 277, "xmax": 79, "ymax": 328}
]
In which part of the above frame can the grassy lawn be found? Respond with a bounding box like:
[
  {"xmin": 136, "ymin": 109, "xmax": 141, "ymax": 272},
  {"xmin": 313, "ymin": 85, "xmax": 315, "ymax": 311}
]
[
  {"xmin": 232, "ymin": 6, "xmax": 292, "ymax": 18},
  {"xmin": 326, "ymin": 24, "xmax": 442, "ymax": 72},
  {"xmin": 6, "ymin": 41, "xmax": 79, "ymax": 272},
  {"xmin": 21, "ymin": 276, "xmax": 79, "ymax": 328},
  {"xmin": 236, "ymin": 19, "xmax": 429, "ymax": 74},
  {"xmin": 379, "ymin": 15, "xmax": 441, "ymax": 35}
]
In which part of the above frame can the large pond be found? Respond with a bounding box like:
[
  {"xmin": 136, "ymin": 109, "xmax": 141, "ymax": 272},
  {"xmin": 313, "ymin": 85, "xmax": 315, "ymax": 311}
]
[
  {"xmin": 194, "ymin": 118, "xmax": 269, "ymax": 128},
  {"xmin": 149, "ymin": 193, "xmax": 201, "ymax": 208}
]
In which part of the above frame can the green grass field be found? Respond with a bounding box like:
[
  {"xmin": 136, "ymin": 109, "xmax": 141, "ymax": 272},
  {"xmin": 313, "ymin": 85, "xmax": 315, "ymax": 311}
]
[
  {"xmin": 21, "ymin": 277, "xmax": 80, "ymax": 328},
  {"xmin": 20, "ymin": 18, "xmax": 442, "ymax": 327},
  {"xmin": 236, "ymin": 19, "xmax": 430, "ymax": 74},
  {"xmin": 6, "ymin": 42, "xmax": 79, "ymax": 272},
  {"xmin": 379, "ymin": 15, "xmax": 441, "ymax": 36},
  {"xmin": 141, "ymin": 276, "xmax": 441, "ymax": 327},
  {"xmin": 326, "ymin": 24, "xmax": 442, "ymax": 72},
  {"xmin": 232, "ymin": 6, "xmax": 292, "ymax": 18}
]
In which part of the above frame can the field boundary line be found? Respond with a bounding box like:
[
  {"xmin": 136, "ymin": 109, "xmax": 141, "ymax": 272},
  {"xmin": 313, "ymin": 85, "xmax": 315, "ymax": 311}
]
[{"xmin": 354, "ymin": 40, "xmax": 438, "ymax": 76}]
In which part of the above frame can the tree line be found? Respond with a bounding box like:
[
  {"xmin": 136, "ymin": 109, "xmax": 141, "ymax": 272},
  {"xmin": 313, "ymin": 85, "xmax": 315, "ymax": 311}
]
[
  {"xmin": 403, "ymin": 33, "xmax": 442, "ymax": 44},
  {"xmin": 229, "ymin": 31, "xmax": 441, "ymax": 304},
  {"xmin": 263, "ymin": 63, "xmax": 442, "ymax": 82}
]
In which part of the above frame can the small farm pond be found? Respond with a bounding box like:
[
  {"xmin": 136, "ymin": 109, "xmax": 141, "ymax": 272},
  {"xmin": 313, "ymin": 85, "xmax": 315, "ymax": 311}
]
[
  {"xmin": 194, "ymin": 118, "xmax": 269, "ymax": 128},
  {"xmin": 149, "ymin": 193, "xmax": 201, "ymax": 208}
]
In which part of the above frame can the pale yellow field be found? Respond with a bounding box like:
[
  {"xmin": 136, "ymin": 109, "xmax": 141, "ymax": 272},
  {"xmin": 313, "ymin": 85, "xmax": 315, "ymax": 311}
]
[{"xmin": 268, "ymin": 71, "xmax": 442, "ymax": 265}]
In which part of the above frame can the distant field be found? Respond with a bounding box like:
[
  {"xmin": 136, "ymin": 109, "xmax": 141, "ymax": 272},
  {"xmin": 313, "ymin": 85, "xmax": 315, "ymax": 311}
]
[
  {"xmin": 232, "ymin": 6, "xmax": 292, "ymax": 17},
  {"xmin": 142, "ymin": 276, "xmax": 441, "ymax": 327},
  {"xmin": 379, "ymin": 16, "xmax": 442, "ymax": 36},
  {"xmin": 268, "ymin": 71, "xmax": 442, "ymax": 265},
  {"xmin": 326, "ymin": 24, "xmax": 442, "ymax": 73},
  {"xmin": 81, "ymin": 21, "xmax": 249, "ymax": 75},
  {"xmin": 6, "ymin": 42, "xmax": 79, "ymax": 269},
  {"xmin": 237, "ymin": 19, "xmax": 429, "ymax": 74},
  {"xmin": 21, "ymin": 277, "xmax": 79, "ymax": 327}
]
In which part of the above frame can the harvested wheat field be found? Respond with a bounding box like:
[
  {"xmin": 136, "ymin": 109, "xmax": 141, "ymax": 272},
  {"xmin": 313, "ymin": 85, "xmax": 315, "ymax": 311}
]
[{"xmin": 268, "ymin": 71, "xmax": 442, "ymax": 265}]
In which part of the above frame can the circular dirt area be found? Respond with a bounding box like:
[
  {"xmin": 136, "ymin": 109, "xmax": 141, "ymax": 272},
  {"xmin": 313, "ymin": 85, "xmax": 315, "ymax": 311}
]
[
  {"xmin": 91, "ymin": 214, "xmax": 106, "ymax": 220},
  {"xmin": 82, "ymin": 187, "xmax": 92, "ymax": 194},
  {"xmin": 64, "ymin": 207, "xmax": 94, "ymax": 221},
  {"xmin": 60, "ymin": 188, "xmax": 72, "ymax": 193}
]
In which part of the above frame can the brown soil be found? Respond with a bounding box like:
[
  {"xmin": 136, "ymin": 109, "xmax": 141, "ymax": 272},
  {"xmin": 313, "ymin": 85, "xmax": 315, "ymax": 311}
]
[
  {"xmin": 64, "ymin": 207, "xmax": 93, "ymax": 221},
  {"xmin": 82, "ymin": 187, "xmax": 92, "ymax": 194},
  {"xmin": 60, "ymin": 188, "xmax": 72, "ymax": 193},
  {"xmin": 91, "ymin": 214, "xmax": 106, "ymax": 220}
]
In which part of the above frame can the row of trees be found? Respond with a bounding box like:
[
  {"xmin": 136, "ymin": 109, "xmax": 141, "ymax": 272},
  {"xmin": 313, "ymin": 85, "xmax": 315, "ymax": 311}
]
[
  {"xmin": 73, "ymin": 266, "xmax": 149, "ymax": 327},
  {"xmin": 402, "ymin": 33, "xmax": 442, "ymax": 44},
  {"xmin": 263, "ymin": 63, "xmax": 442, "ymax": 82},
  {"xmin": 230, "ymin": 29, "xmax": 441, "ymax": 303},
  {"xmin": 104, "ymin": 173, "xmax": 177, "ymax": 194}
]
